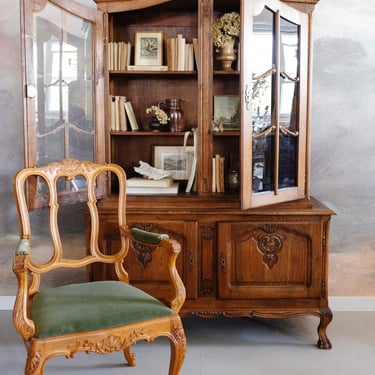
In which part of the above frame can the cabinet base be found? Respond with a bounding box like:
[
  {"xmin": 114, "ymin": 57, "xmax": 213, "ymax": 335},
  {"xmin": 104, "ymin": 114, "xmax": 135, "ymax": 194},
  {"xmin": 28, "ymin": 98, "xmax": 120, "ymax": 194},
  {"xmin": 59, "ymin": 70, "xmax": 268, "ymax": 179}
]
[{"xmin": 180, "ymin": 305, "xmax": 333, "ymax": 349}]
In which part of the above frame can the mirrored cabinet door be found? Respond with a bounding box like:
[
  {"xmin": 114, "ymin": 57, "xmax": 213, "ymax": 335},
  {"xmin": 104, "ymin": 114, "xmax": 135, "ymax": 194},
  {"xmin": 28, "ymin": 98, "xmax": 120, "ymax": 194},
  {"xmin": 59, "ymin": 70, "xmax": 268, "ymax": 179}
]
[
  {"xmin": 241, "ymin": 0, "xmax": 308, "ymax": 209},
  {"xmin": 21, "ymin": 0, "xmax": 105, "ymax": 209}
]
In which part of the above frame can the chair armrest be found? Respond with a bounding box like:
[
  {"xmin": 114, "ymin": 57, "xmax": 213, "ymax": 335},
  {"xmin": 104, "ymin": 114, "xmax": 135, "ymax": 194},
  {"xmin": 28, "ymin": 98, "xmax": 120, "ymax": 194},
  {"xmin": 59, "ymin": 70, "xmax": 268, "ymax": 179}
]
[
  {"xmin": 12, "ymin": 239, "xmax": 36, "ymax": 340},
  {"xmin": 130, "ymin": 227, "xmax": 169, "ymax": 245},
  {"xmin": 120, "ymin": 225, "xmax": 186, "ymax": 313}
]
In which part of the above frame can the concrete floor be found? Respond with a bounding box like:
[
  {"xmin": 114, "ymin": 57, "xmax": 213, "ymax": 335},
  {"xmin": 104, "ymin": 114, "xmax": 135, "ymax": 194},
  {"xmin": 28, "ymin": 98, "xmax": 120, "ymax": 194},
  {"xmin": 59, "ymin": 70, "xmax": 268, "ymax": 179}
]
[{"xmin": 1, "ymin": 310, "xmax": 374, "ymax": 374}]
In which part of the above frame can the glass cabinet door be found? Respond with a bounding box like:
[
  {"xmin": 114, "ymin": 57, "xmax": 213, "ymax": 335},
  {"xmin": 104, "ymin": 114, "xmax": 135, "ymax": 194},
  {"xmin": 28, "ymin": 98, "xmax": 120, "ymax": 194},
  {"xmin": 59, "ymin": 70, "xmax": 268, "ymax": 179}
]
[
  {"xmin": 21, "ymin": 0, "xmax": 105, "ymax": 208},
  {"xmin": 241, "ymin": 0, "xmax": 308, "ymax": 209}
]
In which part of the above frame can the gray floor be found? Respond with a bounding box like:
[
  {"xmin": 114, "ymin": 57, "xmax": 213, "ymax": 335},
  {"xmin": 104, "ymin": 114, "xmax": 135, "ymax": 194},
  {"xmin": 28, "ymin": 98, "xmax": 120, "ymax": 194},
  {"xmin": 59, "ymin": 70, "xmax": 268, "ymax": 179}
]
[{"xmin": 1, "ymin": 310, "xmax": 374, "ymax": 374}]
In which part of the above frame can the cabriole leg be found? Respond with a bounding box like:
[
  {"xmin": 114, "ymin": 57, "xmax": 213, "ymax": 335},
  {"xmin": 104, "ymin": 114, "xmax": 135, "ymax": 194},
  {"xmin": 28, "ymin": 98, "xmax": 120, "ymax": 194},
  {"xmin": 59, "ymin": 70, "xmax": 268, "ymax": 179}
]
[{"xmin": 317, "ymin": 307, "xmax": 333, "ymax": 349}]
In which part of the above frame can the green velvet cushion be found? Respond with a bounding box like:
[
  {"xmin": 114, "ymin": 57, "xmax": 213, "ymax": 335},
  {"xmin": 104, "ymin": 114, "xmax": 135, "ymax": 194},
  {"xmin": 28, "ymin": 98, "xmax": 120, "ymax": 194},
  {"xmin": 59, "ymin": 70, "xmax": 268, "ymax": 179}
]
[{"xmin": 32, "ymin": 281, "xmax": 173, "ymax": 339}]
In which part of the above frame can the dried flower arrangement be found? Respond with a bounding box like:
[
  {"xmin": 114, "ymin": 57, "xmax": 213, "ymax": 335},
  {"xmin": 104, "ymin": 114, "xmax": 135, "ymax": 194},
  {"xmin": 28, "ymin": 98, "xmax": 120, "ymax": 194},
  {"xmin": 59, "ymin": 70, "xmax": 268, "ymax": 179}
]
[
  {"xmin": 212, "ymin": 12, "xmax": 240, "ymax": 48},
  {"xmin": 146, "ymin": 105, "xmax": 169, "ymax": 124}
]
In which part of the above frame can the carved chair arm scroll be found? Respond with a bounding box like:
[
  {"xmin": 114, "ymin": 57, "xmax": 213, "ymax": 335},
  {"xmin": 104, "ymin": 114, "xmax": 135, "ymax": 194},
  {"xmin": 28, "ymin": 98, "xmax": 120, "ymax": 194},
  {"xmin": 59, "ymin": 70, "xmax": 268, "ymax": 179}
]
[
  {"xmin": 12, "ymin": 239, "xmax": 36, "ymax": 340},
  {"xmin": 120, "ymin": 226, "xmax": 186, "ymax": 313}
]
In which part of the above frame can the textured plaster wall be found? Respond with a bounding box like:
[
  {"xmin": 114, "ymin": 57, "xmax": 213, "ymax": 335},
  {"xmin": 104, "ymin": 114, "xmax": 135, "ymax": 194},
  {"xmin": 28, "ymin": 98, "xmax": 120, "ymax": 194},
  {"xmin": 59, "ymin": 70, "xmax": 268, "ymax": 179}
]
[
  {"xmin": 311, "ymin": 0, "xmax": 375, "ymax": 295},
  {"xmin": 0, "ymin": 0, "xmax": 374, "ymax": 296}
]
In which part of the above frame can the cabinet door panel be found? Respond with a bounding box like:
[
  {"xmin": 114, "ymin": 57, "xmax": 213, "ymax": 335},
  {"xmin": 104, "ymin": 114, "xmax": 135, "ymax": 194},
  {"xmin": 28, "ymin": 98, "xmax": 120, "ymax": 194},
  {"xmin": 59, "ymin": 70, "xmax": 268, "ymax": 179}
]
[
  {"xmin": 90, "ymin": 217, "xmax": 198, "ymax": 300},
  {"xmin": 21, "ymin": 0, "xmax": 105, "ymax": 208},
  {"xmin": 241, "ymin": 0, "xmax": 308, "ymax": 209},
  {"xmin": 218, "ymin": 221, "xmax": 323, "ymax": 299}
]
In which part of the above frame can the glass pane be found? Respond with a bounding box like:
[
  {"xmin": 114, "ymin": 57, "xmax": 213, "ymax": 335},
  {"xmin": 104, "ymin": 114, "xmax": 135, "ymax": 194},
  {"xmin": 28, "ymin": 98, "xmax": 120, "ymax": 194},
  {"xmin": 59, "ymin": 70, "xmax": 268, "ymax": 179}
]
[
  {"xmin": 279, "ymin": 17, "xmax": 299, "ymax": 188},
  {"xmin": 252, "ymin": 7, "xmax": 275, "ymax": 193},
  {"xmin": 33, "ymin": 2, "xmax": 94, "ymax": 166}
]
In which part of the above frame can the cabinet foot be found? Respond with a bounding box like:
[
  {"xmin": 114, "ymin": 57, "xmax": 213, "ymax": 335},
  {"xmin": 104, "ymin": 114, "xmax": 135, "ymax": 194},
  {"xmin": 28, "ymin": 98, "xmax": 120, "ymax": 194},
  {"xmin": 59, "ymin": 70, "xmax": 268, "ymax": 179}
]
[{"xmin": 317, "ymin": 307, "xmax": 333, "ymax": 349}]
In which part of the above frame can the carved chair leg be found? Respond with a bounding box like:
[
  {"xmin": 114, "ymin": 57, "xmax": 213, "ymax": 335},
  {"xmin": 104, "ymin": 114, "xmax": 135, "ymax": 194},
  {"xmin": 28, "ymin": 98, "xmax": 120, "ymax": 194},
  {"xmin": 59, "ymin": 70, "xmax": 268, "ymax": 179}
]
[
  {"xmin": 167, "ymin": 324, "xmax": 187, "ymax": 375},
  {"xmin": 124, "ymin": 345, "xmax": 136, "ymax": 367},
  {"xmin": 25, "ymin": 349, "xmax": 46, "ymax": 375},
  {"xmin": 317, "ymin": 307, "xmax": 333, "ymax": 349}
]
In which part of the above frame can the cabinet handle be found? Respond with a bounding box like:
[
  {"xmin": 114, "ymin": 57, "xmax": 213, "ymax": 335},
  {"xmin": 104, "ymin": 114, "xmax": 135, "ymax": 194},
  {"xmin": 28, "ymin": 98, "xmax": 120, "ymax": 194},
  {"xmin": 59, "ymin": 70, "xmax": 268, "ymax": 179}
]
[{"xmin": 220, "ymin": 252, "xmax": 226, "ymax": 272}]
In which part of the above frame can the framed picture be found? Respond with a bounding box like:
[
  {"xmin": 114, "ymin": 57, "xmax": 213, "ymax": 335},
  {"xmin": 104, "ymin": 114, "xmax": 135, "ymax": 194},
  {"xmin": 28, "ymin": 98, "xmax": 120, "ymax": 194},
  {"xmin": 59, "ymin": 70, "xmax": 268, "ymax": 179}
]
[
  {"xmin": 213, "ymin": 95, "xmax": 240, "ymax": 131},
  {"xmin": 154, "ymin": 146, "xmax": 194, "ymax": 180},
  {"xmin": 134, "ymin": 31, "xmax": 163, "ymax": 66}
]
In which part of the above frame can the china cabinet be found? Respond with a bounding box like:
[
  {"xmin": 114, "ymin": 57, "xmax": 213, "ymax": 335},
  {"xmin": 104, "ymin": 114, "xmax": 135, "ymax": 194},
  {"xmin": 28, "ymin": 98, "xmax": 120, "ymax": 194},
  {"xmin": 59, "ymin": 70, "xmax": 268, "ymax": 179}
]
[
  {"xmin": 93, "ymin": 0, "xmax": 333, "ymax": 349},
  {"xmin": 21, "ymin": 0, "xmax": 334, "ymax": 349}
]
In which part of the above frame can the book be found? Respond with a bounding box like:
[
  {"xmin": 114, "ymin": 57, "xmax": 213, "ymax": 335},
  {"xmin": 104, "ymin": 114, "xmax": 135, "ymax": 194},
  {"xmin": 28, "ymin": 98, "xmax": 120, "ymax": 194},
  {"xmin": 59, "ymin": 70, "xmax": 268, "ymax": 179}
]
[
  {"xmin": 127, "ymin": 176, "xmax": 173, "ymax": 187},
  {"xmin": 110, "ymin": 95, "xmax": 119, "ymax": 131},
  {"xmin": 177, "ymin": 34, "xmax": 186, "ymax": 71},
  {"xmin": 118, "ymin": 95, "xmax": 127, "ymax": 131},
  {"xmin": 127, "ymin": 65, "xmax": 168, "ymax": 71},
  {"xmin": 124, "ymin": 101, "xmax": 139, "ymax": 131},
  {"xmin": 185, "ymin": 129, "xmax": 198, "ymax": 193},
  {"xmin": 192, "ymin": 38, "xmax": 199, "ymax": 70},
  {"xmin": 126, "ymin": 182, "xmax": 179, "ymax": 195},
  {"xmin": 213, "ymin": 154, "xmax": 225, "ymax": 192}
]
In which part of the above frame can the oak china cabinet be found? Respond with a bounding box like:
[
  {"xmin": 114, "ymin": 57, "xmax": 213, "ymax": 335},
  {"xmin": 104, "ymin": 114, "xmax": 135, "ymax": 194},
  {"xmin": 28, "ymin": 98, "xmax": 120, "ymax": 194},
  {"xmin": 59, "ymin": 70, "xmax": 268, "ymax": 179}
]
[{"xmin": 21, "ymin": 0, "xmax": 334, "ymax": 348}]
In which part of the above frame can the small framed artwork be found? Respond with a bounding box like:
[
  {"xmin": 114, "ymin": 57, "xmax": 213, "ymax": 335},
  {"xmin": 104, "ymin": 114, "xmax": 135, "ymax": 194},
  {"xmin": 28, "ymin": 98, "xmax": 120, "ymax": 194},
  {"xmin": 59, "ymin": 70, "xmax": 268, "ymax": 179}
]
[
  {"xmin": 213, "ymin": 95, "xmax": 240, "ymax": 131},
  {"xmin": 134, "ymin": 31, "xmax": 164, "ymax": 66},
  {"xmin": 154, "ymin": 146, "xmax": 194, "ymax": 180}
]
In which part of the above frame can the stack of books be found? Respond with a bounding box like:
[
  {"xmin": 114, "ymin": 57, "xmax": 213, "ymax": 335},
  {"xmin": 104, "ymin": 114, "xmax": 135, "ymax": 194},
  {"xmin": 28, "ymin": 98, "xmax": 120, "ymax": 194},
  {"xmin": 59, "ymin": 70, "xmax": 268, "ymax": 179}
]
[{"xmin": 126, "ymin": 176, "xmax": 179, "ymax": 195}]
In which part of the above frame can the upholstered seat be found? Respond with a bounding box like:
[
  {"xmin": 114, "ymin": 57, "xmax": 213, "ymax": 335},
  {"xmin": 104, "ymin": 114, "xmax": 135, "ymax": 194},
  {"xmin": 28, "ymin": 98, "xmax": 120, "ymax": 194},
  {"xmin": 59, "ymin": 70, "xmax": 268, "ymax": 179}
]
[
  {"xmin": 32, "ymin": 281, "xmax": 174, "ymax": 339},
  {"xmin": 12, "ymin": 158, "xmax": 186, "ymax": 375}
]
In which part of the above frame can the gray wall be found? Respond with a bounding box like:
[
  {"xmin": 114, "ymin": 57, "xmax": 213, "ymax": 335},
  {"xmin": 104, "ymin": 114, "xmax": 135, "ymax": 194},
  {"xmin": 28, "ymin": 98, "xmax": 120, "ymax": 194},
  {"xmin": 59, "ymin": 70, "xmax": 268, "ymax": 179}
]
[
  {"xmin": 311, "ymin": 0, "xmax": 375, "ymax": 295},
  {"xmin": 0, "ymin": 0, "xmax": 373, "ymax": 296}
]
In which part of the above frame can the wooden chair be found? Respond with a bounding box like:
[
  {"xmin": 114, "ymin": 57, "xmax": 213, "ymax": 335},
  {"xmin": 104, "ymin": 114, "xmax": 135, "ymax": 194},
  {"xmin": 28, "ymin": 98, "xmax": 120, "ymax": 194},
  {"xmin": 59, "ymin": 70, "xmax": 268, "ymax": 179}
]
[{"xmin": 12, "ymin": 158, "xmax": 186, "ymax": 375}]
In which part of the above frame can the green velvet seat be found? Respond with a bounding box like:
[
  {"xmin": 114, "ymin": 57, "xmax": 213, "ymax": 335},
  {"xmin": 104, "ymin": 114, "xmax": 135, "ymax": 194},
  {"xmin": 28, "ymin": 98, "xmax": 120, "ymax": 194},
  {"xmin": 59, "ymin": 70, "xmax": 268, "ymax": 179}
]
[{"xmin": 32, "ymin": 281, "xmax": 173, "ymax": 339}]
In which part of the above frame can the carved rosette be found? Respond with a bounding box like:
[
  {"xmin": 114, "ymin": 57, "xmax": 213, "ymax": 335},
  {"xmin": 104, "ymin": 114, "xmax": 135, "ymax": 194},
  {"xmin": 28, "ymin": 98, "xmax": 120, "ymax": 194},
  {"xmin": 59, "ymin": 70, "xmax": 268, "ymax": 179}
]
[
  {"xmin": 131, "ymin": 241, "xmax": 156, "ymax": 268},
  {"xmin": 254, "ymin": 225, "xmax": 285, "ymax": 270}
]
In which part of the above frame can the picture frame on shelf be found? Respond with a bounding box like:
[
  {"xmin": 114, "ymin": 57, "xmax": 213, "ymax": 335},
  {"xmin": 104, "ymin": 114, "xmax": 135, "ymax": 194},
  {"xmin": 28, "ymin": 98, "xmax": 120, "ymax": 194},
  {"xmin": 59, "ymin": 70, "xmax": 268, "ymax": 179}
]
[
  {"xmin": 134, "ymin": 31, "xmax": 164, "ymax": 66},
  {"xmin": 213, "ymin": 95, "xmax": 240, "ymax": 131},
  {"xmin": 154, "ymin": 146, "xmax": 194, "ymax": 180}
]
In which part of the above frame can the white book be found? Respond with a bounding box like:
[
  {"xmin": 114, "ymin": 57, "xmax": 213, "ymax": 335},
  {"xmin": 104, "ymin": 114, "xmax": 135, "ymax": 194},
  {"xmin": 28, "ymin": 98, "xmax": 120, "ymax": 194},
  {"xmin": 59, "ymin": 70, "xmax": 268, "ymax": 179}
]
[
  {"xmin": 108, "ymin": 42, "xmax": 112, "ymax": 70},
  {"xmin": 110, "ymin": 95, "xmax": 119, "ymax": 131},
  {"xmin": 118, "ymin": 96, "xmax": 127, "ymax": 131},
  {"xmin": 185, "ymin": 43, "xmax": 194, "ymax": 71},
  {"xmin": 124, "ymin": 101, "xmax": 139, "ymax": 131},
  {"xmin": 126, "ymin": 42, "xmax": 132, "ymax": 69},
  {"xmin": 177, "ymin": 34, "xmax": 186, "ymax": 71},
  {"xmin": 127, "ymin": 182, "xmax": 179, "ymax": 195},
  {"xmin": 113, "ymin": 42, "xmax": 118, "ymax": 70},
  {"xmin": 192, "ymin": 38, "xmax": 199, "ymax": 71},
  {"xmin": 127, "ymin": 176, "xmax": 173, "ymax": 187},
  {"xmin": 127, "ymin": 65, "xmax": 168, "ymax": 71}
]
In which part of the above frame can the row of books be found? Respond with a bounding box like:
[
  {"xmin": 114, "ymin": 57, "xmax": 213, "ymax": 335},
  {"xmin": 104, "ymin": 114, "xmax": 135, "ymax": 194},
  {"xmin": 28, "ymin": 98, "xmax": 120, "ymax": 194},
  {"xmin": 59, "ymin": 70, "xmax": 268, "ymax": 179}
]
[
  {"xmin": 107, "ymin": 35, "xmax": 198, "ymax": 72},
  {"xmin": 110, "ymin": 95, "xmax": 139, "ymax": 132},
  {"xmin": 108, "ymin": 42, "xmax": 131, "ymax": 71},
  {"xmin": 166, "ymin": 35, "xmax": 198, "ymax": 72}
]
